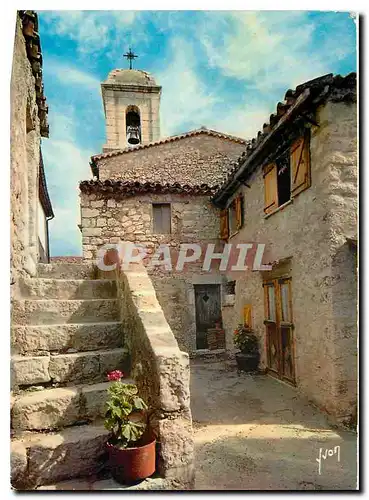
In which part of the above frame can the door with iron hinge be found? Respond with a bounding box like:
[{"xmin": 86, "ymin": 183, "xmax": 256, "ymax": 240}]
[
  {"xmin": 194, "ymin": 284, "xmax": 221, "ymax": 350},
  {"xmin": 263, "ymin": 278, "xmax": 295, "ymax": 384}
]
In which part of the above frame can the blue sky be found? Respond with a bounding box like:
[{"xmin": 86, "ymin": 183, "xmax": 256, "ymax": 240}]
[{"xmin": 38, "ymin": 10, "xmax": 357, "ymax": 256}]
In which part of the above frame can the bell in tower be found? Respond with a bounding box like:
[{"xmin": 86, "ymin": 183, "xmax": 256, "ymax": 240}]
[
  {"xmin": 101, "ymin": 48, "xmax": 162, "ymax": 152},
  {"xmin": 126, "ymin": 107, "xmax": 141, "ymax": 145}
]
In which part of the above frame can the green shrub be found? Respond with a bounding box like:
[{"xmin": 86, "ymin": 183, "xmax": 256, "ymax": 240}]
[{"xmin": 233, "ymin": 324, "xmax": 259, "ymax": 354}]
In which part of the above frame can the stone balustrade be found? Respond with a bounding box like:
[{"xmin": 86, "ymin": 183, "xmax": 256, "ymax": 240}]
[{"xmin": 115, "ymin": 254, "xmax": 194, "ymax": 489}]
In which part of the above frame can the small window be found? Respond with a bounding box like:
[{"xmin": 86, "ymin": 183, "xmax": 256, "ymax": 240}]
[
  {"xmin": 263, "ymin": 131, "xmax": 311, "ymax": 215},
  {"xmin": 152, "ymin": 203, "xmax": 171, "ymax": 234},
  {"xmin": 225, "ymin": 280, "xmax": 236, "ymax": 295},
  {"xmin": 228, "ymin": 202, "xmax": 238, "ymax": 236},
  {"xmin": 228, "ymin": 194, "xmax": 244, "ymax": 236},
  {"xmin": 276, "ymin": 151, "xmax": 291, "ymax": 206}
]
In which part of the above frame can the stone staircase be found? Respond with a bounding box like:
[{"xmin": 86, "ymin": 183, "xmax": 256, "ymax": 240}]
[{"xmin": 10, "ymin": 262, "xmax": 132, "ymax": 490}]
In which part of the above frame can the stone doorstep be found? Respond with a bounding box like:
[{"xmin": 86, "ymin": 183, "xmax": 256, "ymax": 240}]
[
  {"xmin": 19, "ymin": 278, "xmax": 117, "ymax": 300},
  {"xmin": 11, "ymin": 321, "xmax": 124, "ymax": 355},
  {"xmin": 11, "ymin": 298, "xmax": 120, "ymax": 325},
  {"xmin": 12, "ymin": 422, "xmax": 109, "ymax": 488},
  {"xmin": 12, "ymin": 427, "xmax": 172, "ymax": 491},
  {"xmin": 191, "ymin": 348, "xmax": 226, "ymax": 357},
  {"xmin": 11, "ymin": 347, "xmax": 129, "ymax": 386},
  {"xmin": 12, "ymin": 379, "xmax": 135, "ymax": 431},
  {"xmin": 36, "ymin": 476, "xmax": 170, "ymax": 491}
]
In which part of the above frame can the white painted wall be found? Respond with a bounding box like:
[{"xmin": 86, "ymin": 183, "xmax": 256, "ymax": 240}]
[{"xmin": 37, "ymin": 199, "xmax": 47, "ymax": 253}]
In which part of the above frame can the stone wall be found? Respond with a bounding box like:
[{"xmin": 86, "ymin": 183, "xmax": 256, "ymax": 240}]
[
  {"xmin": 10, "ymin": 16, "xmax": 41, "ymax": 286},
  {"xmin": 81, "ymin": 192, "xmax": 227, "ymax": 352},
  {"xmin": 116, "ymin": 258, "xmax": 194, "ymax": 488},
  {"xmin": 221, "ymin": 99, "xmax": 357, "ymax": 426},
  {"xmin": 96, "ymin": 134, "xmax": 246, "ymax": 185}
]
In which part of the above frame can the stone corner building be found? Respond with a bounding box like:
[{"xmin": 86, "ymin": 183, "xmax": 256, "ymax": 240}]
[
  {"xmin": 11, "ymin": 10, "xmax": 53, "ymax": 290},
  {"xmin": 80, "ymin": 67, "xmax": 358, "ymax": 428}
]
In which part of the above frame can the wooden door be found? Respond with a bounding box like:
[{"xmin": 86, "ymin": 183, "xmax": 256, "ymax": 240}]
[
  {"xmin": 194, "ymin": 284, "xmax": 221, "ymax": 349},
  {"xmin": 264, "ymin": 278, "xmax": 295, "ymax": 384}
]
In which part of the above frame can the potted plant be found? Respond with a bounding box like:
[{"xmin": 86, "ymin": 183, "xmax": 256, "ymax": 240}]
[
  {"xmin": 233, "ymin": 324, "xmax": 260, "ymax": 372},
  {"xmin": 104, "ymin": 370, "xmax": 156, "ymax": 484}
]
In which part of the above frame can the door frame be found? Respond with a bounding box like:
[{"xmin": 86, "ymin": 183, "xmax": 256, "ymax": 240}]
[
  {"xmin": 263, "ymin": 277, "xmax": 296, "ymax": 385},
  {"xmin": 194, "ymin": 283, "xmax": 222, "ymax": 350}
]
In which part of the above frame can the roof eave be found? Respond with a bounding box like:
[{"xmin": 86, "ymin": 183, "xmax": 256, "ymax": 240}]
[{"xmin": 212, "ymin": 88, "xmax": 312, "ymax": 207}]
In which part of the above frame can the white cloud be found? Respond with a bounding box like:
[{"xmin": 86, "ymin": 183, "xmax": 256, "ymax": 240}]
[
  {"xmin": 44, "ymin": 60, "xmax": 101, "ymax": 89},
  {"xmin": 42, "ymin": 108, "xmax": 94, "ymax": 256},
  {"xmin": 40, "ymin": 10, "xmax": 139, "ymax": 54},
  {"xmin": 157, "ymin": 38, "xmax": 220, "ymax": 137},
  {"xmin": 199, "ymin": 11, "xmax": 354, "ymax": 91}
]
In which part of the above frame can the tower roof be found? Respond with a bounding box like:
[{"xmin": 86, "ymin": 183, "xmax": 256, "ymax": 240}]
[{"xmin": 104, "ymin": 69, "xmax": 157, "ymax": 87}]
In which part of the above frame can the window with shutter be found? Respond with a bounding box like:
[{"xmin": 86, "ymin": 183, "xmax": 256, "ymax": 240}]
[
  {"xmin": 220, "ymin": 209, "xmax": 229, "ymax": 240},
  {"xmin": 263, "ymin": 163, "xmax": 278, "ymax": 214},
  {"xmin": 290, "ymin": 133, "xmax": 311, "ymax": 198},
  {"xmin": 152, "ymin": 203, "xmax": 171, "ymax": 234},
  {"xmin": 235, "ymin": 194, "xmax": 244, "ymax": 230}
]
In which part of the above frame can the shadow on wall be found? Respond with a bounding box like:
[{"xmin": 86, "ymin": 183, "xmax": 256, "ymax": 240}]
[{"xmin": 330, "ymin": 241, "xmax": 358, "ymax": 426}]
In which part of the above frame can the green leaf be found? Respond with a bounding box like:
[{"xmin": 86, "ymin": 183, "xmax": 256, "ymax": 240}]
[{"xmin": 133, "ymin": 397, "xmax": 147, "ymax": 410}]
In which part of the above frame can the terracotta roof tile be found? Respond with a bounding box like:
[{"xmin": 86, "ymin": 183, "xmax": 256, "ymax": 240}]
[
  {"xmin": 19, "ymin": 11, "xmax": 49, "ymax": 138},
  {"xmin": 79, "ymin": 180, "xmax": 219, "ymax": 198}
]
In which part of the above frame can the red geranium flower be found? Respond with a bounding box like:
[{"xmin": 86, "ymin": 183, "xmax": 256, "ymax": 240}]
[{"xmin": 107, "ymin": 370, "xmax": 124, "ymax": 381}]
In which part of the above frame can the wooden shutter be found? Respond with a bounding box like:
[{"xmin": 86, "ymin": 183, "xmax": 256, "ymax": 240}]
[
  {"xmin": 263, "ymin": 163, "xmax": 278, "ymax": 214},
  {"xmin": 290, "ymin": 134, "xmax": 311, "ymax": 198},
  {"xmin": 243, "ymin": 304, "xmax": 252, "ymax": 327},
  {"xmin": 220, "ymin": 209, "xmax": 229, "ymax": 240},
  {"xmin": 235, "ymin": 194, "xmax": 243, "ymax": 230}
]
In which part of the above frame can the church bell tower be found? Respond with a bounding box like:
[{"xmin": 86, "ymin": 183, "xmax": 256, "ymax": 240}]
[{"xmin": 101, "ymin": 49, "xmax": 161, "ymax": 152}]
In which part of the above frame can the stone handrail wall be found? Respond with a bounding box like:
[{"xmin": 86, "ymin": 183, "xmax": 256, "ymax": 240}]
[{"xmin": 115, "ymin": 259, "xmax": 194, "ymax": 489}]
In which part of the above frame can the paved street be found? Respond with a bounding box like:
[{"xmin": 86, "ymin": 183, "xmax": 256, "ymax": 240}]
[{"xmin": 191, "ymin": 359, "xmax": 357, "ymax": 491}]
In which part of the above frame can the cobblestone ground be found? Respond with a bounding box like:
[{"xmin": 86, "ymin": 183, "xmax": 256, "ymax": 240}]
[{"xmin": 190, "ymin": 359, "xmax": 357, "ymax": 491}]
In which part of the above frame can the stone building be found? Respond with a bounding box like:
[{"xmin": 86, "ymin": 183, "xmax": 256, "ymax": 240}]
[
  {"xmin": 11, "ymin": 10, "xmax": 52, "ymax": 288},
  {"xmin": 80, "ymin": 67, "xmax": 357, "ymax": 426},
  {"xmin": 80, "ymin": 67, "xmax": 248, "ymax": 353},
  {"xmin": 213, "ymin": 72, "xmax": 358, "ymax": 427},
  {"xmin": 11, "ymin": 58, "xmax": 194, "ymax": 489}
]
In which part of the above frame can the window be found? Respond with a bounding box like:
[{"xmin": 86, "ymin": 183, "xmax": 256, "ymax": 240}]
[
  {"xmin": 225, "ymin": 280, "xmax": 236, "ymax": 295},
  {"xmin": 229, "ymin": 201, "xmax": 238, "ymax": 236},
  {"xmin": 219, "ymin": 194, "xmax": 244, "ymax": 240},
  {"xmin": 263, "ymin": 131, "xmax": 311, "ymax": 215},
  {"xmin": 152, "ymin": 203, "xmax": 171, "ymax": 234}
]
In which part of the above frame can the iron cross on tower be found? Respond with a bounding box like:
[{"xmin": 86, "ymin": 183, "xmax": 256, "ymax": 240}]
[{"xmin": 123, "ymin": 48, "xmax": 138, "ymax": 70}]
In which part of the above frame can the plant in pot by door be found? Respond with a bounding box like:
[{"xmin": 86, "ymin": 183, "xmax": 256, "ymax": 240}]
[
  {"xmin": 233, "ymin": 324, "xmax": 260, "ymax": 372},
  {"xmin": 104, "ymin": 370, "xmax": 156, "ymax": 484}
]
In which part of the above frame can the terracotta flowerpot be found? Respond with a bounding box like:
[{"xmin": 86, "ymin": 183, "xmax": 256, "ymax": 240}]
[{"xmin": 107, "ymin": 435, "xmax": 156, "ymax": 484}]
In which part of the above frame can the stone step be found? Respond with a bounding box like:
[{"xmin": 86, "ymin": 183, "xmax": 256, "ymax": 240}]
[
  {"xmin": 36, "ymin": 476, "xmax": 169, "ymax": 490},
  {"xmin": 19, "ymin": 278, "xmax": 117, "ymax": 300},
  {"xmin": 11, "ymin": 322, "xmax": 124, "ymax": 355},
  {"xmin": 12, "ymin": 379, "xmax": 134, "ymax": 431},
  {"xmin": 12, "ymin": 299, "xmax": 120, "ymax": 325},
  {"xmin": 11, "ymin": 422, "xmax": 109, "ymax": 489},
  {"xmin": 11, "ymin": 348, "xmax": 129, "ymax": 387},
  {"xmin": 37, "ymin": 262, "xmax": 96, "ymax": 279}
]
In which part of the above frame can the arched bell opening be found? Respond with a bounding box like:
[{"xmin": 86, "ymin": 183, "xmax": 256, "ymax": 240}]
[{"xmin": 126, "ymin": 106, "xmax": 141, "ymax": 145}]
